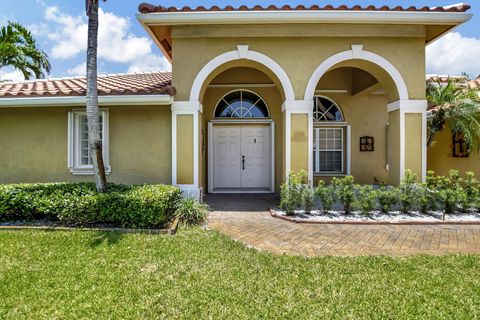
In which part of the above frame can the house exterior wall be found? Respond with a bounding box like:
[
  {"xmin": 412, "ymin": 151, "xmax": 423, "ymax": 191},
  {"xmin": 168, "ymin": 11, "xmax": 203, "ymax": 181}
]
[
  {"xmin": 315, "ymin": 94, "xmax": 390, "ymax": 185},
  {"xmin": 405, "ymin": 113, "xmax": 423, "ymax": 178},
  {"xmin": 169, "ymin": 23, "xmax": 426, "ymax": 188},
  {"xmin": 176, "ymin": 114, "xmax": 194, "ymax": 184},
  {"xmin": 0, "ymin": 106, "xmax": 172, "ymax": 185},
  {"xmin": 171, "ymin": 24, "xmax": 426, "ymax": 101},
  {"xmin": 427, "ymin": 125, "xmax": 480, "ymax": 177},
  {"xmin": 290, "ymin": 114, "xmax": 309, "ymax": 174},
  {"xmin": 387, "ymin": 110, "xmax": 401, "ymax": 184}
]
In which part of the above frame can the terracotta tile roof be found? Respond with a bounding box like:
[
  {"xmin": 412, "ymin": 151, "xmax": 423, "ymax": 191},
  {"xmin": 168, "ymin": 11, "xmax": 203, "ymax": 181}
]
[
  {"xmin": 138, "ymin": 3, "xmax": 471, "ymax": 14},
  {"xmin": 467, "ymin": 77, "xmax": 480, "ymax": 89},
  {"xmin": 426, "ymin": 74, "xmax": 469, "ymax": 84},
  {"xmin": 0, "ymin": 71, "xmax": 174, "ymax": 98}
]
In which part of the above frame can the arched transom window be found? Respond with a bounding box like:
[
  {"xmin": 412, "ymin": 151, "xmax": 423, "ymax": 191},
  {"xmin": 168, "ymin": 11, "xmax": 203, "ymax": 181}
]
[
  {"xmin": 313, "ymin": 96, "xmax": 344, "ymax": 122},
  {"xmin": 215, "ymin": 90, "xmax": 269, "ymax": 118}
]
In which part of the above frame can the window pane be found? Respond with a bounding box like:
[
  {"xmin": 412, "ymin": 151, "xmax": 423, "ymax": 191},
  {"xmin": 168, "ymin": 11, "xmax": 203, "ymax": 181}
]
[
  {"xmin": 77, "ymin": 113, "xmax": 103, "ymax": 166},
  {"xmin": 215, "ymin": 90, "xmax": 268, "ymax": 118},
  {"xmin": 314, "ymin": 127, "xmax": 343, "ymax": 173},
  {"xmin": 313, "ymin": 97, "xmax": 344, "ymax": 122}
]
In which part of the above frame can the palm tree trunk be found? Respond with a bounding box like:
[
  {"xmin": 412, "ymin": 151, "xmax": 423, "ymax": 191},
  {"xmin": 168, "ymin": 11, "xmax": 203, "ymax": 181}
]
[{"xmin": 86, "ymin": 0, "xmax": 107, "ymax": 192}]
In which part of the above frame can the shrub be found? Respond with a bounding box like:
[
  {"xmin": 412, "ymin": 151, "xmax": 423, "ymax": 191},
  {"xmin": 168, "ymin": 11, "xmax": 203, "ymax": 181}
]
[
  {"xmin": 399, "ymin": 170, "xmax": 418, "ymax": 214},
  {"xmin": 332, "ymin": 176, "xmax": 355, "ymax": 214},
  {"xmin": 315, "ymin": 180, "xmax": 335, "ymax": 213},
  {"xmin": 174, "ymin": 197, "xmax": 210, "ymax": 226},
  {"xmin": 377, "ymin": 186, "xmax": 399, "ymax": 214},
  {"xmin": 0, "ymin": 183, "xmax": 181, "ymax": 228},
  {"xmin": 462, "ymin": 172, "xmax": 479, "ymax": 212},
  {"xmin": 417, "ymin": 182, "xmax": 438, "ymax": 214},
  {"xmin": 280, "ymin": 171, "xmax": 309, "ymax": 215},
  {"xmin": 354, "ymin": 185, "xmax": 377, "ymax": 215},
  {"xmin": 302, "ymin": 187, "xmax": 315, "ymax": 214},
  {"xmin": 279, "ymin": 183, "xmax": 295, "ymax": 215}
]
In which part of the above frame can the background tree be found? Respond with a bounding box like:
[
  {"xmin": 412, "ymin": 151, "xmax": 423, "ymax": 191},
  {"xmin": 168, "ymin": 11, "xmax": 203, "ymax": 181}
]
[
  {"xmin": 86, "ymin": 0, "xmax": 107, "ymax": 192},
  {"xmin": 0, "ymin": 21, "xmax": 51, "ymax": 80},
  {"xmin": 427, "ymin": 79, "xmax": 480, "ymax": 152}
]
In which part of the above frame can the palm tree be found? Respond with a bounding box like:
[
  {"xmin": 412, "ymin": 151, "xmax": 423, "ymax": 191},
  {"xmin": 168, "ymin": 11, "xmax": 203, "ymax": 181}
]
[
  {"xmin": 0, "ymin": 21, "xmax": 51, "ymax": 80},
  {"xmin": 86, "ymin": 0, "xmax": 107, "ymax": 192},
  {"xmin": 427, "ymin": 79, "xmax": 480, "ymax": 152}
]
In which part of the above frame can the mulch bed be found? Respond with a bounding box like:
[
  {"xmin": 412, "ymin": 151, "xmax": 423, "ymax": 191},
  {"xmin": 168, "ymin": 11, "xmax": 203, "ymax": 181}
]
[{"xmin": 270, "ymin": 209, "xmax": 480, "ymax": 225}]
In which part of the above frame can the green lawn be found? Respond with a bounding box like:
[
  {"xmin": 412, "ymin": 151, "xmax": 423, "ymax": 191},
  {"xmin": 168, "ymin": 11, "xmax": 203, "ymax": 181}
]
[{"xmin": 1, "ymin": 228, "xmax": 479, "ymax": 319}]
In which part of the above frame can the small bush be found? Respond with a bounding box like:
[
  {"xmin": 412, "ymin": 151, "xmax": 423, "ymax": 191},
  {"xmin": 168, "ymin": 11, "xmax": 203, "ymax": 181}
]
[
  {"xmin": 377, "ymin": 186, "xmax": 399, "ymax": 214},
  {"xmin": 302, "ymin": 187, "xmax": 315, "ymax": 214},
  {"xmin": 315, "ymin": 180, "xmax": 335, "ymax": 213},
  {"xmin": 417, "ymin": 183, "xmax": 437, "ymax": 214},
  {"xmin": 461, "ymin": 172, "xmax": 479, "ymax": 212},
  {"xmin": 174, "ymin": 197, "xmax": 210, "ymax": 226},
  {"xmin": 0, "ymin": 183, "xmax": 181, "ymax": 228},
  {"xmin": 332, "ymin": 176, "xmax": 355, "ymax": 214},
  {"xmin": 280, "ymin": 171, "xmax": 309, "ymax": 215},
  {"xmin": 399, "ymin": 170, "xmax": 418, "ymax": 213},
  {"xmin": 354, "ymin": 185, "xmax": 377, "ymax": 215}
]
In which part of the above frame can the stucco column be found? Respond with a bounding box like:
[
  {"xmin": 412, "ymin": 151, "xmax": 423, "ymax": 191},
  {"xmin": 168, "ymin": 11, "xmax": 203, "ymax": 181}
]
[
  {"xmin": 282, "ymin": 100, "xmax": 314, "ymax": 184},
  {"xmin": 387, "ymin": 100, "xmax": 427, "ymax": 184},
  {"xmin": 171, "ymin": 101, "xmax": 203, "ymax": 198}
]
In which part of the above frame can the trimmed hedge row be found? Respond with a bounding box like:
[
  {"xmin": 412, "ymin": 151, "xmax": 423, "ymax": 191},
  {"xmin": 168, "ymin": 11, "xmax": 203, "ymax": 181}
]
[{"xmin": 0, "ymin": 183, "xmax": 182, "ymax": 228}]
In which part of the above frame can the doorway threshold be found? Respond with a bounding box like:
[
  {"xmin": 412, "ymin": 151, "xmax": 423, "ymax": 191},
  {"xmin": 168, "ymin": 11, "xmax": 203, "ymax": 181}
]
[{"xmin": 211, "ymin": 187, "xmax": 272, "ymax": 194}]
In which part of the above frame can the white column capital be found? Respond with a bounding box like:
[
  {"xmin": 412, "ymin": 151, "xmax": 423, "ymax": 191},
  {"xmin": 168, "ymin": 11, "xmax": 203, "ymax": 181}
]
[
  {"xmin": 172, "ymin": 101, "xmax": 203, "ymax": 113},
  {"xmin": 282, "ymin": 100, "xmax": 314, "ymax": 112},
  {"xmin": 387, "ymin": 100, "xmax": 427, "ymax": 113}
]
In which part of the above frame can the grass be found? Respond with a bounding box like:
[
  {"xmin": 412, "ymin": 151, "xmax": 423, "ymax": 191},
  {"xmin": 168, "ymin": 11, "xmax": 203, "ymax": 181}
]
[{"xmin": 0, "ymin": 228, "xmax": 479, "ymax": 319}]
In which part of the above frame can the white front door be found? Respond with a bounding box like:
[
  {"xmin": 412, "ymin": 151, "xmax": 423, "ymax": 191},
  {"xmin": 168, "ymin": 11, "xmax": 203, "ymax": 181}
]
[{"xmin": 212, "ymin": 125, "xmax": 271, "ymax": 191}]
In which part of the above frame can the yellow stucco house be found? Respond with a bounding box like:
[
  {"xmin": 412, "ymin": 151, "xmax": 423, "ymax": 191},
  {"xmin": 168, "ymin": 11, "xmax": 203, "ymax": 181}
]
[{"xmin": 0, "ymin": 3, "xmax": 473, "ymax": 198}]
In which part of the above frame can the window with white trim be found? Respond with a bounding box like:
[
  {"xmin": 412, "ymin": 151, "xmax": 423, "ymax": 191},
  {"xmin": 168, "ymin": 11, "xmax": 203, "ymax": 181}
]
[
  {"xmin": 313, "ymin": 96, "xmax": 346, "ymax": 174},
  {"xmin": 313, "ymin": 128, "xmax": 344, "ymax": 173},
  {"xmin": 68, "ymin": 110, "xmax": 110, "ymax": 175}
]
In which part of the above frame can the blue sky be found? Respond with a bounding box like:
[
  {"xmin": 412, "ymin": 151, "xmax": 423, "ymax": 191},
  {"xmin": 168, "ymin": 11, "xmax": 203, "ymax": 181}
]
[{"xmin": 1, "ymin": 0, "xmax": 479, "ymax": 81}]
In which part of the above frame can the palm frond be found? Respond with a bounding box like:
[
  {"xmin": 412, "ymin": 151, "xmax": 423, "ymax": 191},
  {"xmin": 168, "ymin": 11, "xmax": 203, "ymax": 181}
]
[{"xmin": 0, "ymin": 21, "xmax": 51, "ymax": 80}]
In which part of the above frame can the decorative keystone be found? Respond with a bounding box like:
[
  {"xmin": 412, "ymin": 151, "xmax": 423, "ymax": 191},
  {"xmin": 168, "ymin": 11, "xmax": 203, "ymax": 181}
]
[{"xmin": 237, "ymin": 45, "xmax": 249, "ymax": 59}]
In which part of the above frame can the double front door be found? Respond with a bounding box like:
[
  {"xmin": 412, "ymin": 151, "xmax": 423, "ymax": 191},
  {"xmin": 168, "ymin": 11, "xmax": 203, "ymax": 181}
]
[{"xmin": 212, "ymin": 125, "xmax": 271, "ymax": 191}]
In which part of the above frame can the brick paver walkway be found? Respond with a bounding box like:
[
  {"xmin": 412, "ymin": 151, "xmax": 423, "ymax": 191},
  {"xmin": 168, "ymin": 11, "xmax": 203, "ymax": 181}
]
[{"xmin": 206, "ymin": 194, "xmax": 480, "ymax": 257}]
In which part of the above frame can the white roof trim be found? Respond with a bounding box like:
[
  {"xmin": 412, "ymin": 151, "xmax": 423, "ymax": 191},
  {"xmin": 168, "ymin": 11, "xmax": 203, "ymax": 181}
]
[
  {"xmin": 0, "ymin": 94, "xmax": 173, "ymax": 107},
  {"xmin": 136, "ymin": 10, "xmax": 472, "ymax": 26}
]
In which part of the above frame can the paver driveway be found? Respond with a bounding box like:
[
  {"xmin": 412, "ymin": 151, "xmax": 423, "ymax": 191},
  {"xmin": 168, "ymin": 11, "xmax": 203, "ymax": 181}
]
[{"xmin": 205, "ymin": 194, "xmax": 480, "ymax": 257}]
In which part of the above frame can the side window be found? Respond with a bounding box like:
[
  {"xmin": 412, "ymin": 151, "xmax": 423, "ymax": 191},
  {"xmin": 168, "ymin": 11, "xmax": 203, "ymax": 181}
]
[{"xmin": 68, "ymin": 110, "xmax": 111, "ymax": 174}]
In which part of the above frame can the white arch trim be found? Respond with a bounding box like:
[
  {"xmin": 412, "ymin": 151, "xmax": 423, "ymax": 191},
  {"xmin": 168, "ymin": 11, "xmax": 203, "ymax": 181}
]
[
  {"xmin": 304, "ymin": 44, "xmax": 409, "ymax": 101},
  {"xmin": 189, "ymin": 45, "xmax": 295, "ymax": 103}
]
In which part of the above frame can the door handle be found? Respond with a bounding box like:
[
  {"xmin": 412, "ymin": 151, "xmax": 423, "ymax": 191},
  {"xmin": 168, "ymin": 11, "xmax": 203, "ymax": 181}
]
[{"xmin": 242, "ymin": 155, "xmax": 245, "ymax": 170}]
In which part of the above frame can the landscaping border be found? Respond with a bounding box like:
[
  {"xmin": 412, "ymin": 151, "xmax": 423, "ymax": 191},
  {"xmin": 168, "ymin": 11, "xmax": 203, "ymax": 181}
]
[
  {"xmin": 270, "ymin": 209, "xmax": 480, "ymax": 225},
  {"xmin": 0, "ymin": 218, "xmax": 180, "ymax": 235}
]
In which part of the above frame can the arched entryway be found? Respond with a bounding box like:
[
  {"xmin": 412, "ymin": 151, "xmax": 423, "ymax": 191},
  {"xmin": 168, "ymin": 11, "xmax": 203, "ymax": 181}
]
[
  {"xmin": 303, "ymin": 45, "xmax": 425, "ymax": 184},
  {"xmin": 203, "ymin": 66, "xmax": 284, "ymax": 193}
]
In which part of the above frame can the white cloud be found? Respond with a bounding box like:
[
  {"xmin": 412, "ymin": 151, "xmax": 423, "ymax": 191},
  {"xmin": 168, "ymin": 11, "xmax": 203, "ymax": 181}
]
[
  {"xmin": 67, "ymin": 63, "xmax": 86, "ymax": 76},
  {"xmin": 127, "ymin": 54, "xmax": 172, "ymax": 73},
  {"xmin": 427, "ymin": 32, "xmax": 480, "ymax": 78},
  {"xmin": 0, "ymin": 68, "xmax": 25, "ymax": 82},
  {"xmin": 43, "ymin": 6, "xmax": 170, "ymax": 72}
]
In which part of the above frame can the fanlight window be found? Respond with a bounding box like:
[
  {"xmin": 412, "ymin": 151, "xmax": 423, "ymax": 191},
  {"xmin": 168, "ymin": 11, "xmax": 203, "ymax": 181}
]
[
  {"xmin": 313, "ymin": 96, "xmax": 344, "ymax": 122},
  {"xmin": 215, "ymin": 90, "xmax": 269, "ymax": 118}
]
